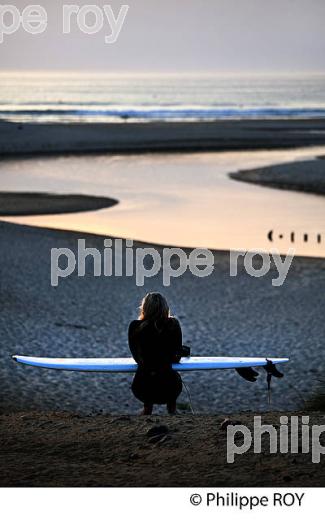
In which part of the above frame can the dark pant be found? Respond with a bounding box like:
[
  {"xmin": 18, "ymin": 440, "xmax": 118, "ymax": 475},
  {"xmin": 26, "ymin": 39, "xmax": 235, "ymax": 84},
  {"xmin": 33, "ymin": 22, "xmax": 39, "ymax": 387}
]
[{"xmin": 131, "ymin": 368, "xmax": 182, "ymax": 405}]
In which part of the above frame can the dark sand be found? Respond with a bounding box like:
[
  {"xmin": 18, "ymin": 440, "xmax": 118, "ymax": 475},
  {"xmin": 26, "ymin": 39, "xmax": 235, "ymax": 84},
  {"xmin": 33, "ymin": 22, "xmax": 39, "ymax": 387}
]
[
  {"xmin": 0, "ymin": 221, "xmax": 324, "ymax": 416},
  {"xmin": 1, "ymin": 411, "xmax": 324, "ymax": 487},
  {"xmin": 230, "ymin": 156, "xmax": 325, "ymax": 196},
  {"xmin": 0, "ymin": 192, "xmax": 118, "ymax": 216},
  {"xmin": 2, "ymin": 119, "xmax": 325, "ymax": 156}
]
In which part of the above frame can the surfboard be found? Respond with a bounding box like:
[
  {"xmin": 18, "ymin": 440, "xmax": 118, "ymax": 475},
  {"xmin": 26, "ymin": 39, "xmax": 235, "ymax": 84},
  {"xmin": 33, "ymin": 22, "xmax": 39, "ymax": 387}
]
[{"xmin": 12, "ymin": 355, "xmax": 289, "ymax": 373}]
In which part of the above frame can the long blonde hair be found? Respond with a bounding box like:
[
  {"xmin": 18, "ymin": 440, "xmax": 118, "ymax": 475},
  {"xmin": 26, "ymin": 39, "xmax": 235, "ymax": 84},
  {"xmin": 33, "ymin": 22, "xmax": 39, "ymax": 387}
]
[{"xmin": 139, "ymin": 292, "xmax": 170, "ymax": 322}]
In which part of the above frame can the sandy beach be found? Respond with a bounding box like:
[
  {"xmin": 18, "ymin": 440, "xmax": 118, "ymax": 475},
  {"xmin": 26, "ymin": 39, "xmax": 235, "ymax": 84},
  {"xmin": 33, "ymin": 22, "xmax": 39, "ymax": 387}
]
[
  {"xmin": 1, "ymin": 119, "xmax": 325, "ymax": 487},
  {"xmin": 0, "ymin": 219, "xmax": 324, "ymax": 417},
  {"xmin": 2, "ymin": 119, "xmax": 325, "ymax": 156},
  {"xmin": 1, "ymin": 121, "xmax": 325, "ymax": 415},
  {"xmin": 1, "ymin": 411, "xmax": 324, "ymax": 487},
  {"xmin": 0, "ymin": 192, "xmax": 118, "ymax": 216},
  {"xmin": 231, "ymin": 155, "xmax": 325, "ymax": 196}
]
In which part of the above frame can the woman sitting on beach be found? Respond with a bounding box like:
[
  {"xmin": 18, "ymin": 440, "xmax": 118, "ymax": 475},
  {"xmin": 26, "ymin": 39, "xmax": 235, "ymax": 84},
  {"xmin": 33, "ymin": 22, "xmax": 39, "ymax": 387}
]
[{"xmin": 128, "ymin": 292, "xmax": 183, "ymax": 415}]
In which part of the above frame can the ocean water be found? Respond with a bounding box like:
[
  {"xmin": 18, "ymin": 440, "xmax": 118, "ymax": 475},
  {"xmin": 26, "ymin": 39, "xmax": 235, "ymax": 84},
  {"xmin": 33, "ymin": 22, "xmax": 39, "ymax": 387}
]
[{"xmin": 1, "ymin": 71, "xmax": 325, "ymax": 123}]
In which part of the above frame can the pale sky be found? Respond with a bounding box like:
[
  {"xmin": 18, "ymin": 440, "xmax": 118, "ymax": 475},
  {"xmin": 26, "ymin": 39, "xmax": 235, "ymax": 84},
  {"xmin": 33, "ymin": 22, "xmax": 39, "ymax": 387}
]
[{"xmin": 1, "ymin": 0, "xmax": 325, "ymax": 72}]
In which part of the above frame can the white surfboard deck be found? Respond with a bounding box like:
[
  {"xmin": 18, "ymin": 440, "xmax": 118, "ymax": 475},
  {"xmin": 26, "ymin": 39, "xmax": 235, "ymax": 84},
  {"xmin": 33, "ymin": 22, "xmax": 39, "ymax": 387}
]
[{"xmin": 12, "ymin": 355, "xmax": 289, "ymax": 373}]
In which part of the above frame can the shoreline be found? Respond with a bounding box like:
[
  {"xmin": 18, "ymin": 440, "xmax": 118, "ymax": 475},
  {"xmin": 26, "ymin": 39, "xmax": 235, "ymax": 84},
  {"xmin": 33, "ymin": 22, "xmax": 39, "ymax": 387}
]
[
  {"xmin": 1, "ymin": 218, "xmax": 324, "ymax": 262},
  {"xmin": 0, "ymin": 147, "xmax": 325, "ymax": 258},
  {"xmin": 2, "ymin": 119, "xmax": 325, "ymax": 157}
]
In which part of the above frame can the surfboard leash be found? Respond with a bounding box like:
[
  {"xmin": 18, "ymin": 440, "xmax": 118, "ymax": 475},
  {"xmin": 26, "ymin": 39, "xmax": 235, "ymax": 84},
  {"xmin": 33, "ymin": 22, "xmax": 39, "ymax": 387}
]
[
  {"xmin": 182, "ymin": 379, "xmax": 195, "ymax": 415},
  {"xmin": 264, "ymin": 360, "xmax": 284, "ymax": 406},
  {"xmin": 267, "ymin": 372, "xmax": 272, "ymax": 405}
]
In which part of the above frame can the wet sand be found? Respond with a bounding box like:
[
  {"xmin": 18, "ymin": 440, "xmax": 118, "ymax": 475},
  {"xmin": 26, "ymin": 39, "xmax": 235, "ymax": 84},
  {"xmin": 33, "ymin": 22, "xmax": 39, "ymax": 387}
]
[
  {"xmin": 2, "ymin": 119, "xmax": 325, "ymax": 156},
  {"xmin": 0, "ymin": 192, "xmax": 118, "ymax": 216},
  {"xmin": 1, "ymin": 411, "xmax": 324, "ymax": 487},
  {"xmin": 0, "ymin": 220, "xmax": 324, "ymax": 416},
  {"xmin": 231, "ymin": 156, "xmax": 325, "ymax": 196}
]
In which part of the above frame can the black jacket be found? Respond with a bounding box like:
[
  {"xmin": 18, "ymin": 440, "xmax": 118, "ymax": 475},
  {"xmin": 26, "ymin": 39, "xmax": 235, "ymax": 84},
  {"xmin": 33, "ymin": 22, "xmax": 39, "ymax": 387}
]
[{"xmin": 128, "ymin": 318, "xmax": 183, "ymax": 404}]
